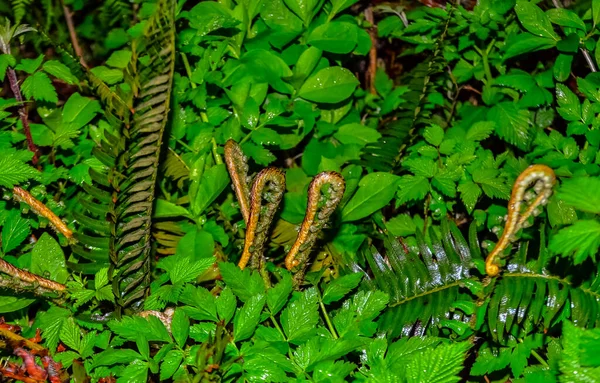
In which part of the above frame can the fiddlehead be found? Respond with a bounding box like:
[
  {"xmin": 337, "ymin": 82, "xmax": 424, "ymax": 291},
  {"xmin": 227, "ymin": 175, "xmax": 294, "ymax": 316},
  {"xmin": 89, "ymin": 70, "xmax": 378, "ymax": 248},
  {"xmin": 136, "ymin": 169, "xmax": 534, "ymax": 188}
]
[
  {"xmin": 224, "ymin": 140, "xmax": 251, "ymax": 224},
  {"xmin": 485, "ymin": 164, "xmax": 556, "ymax": 277},
  {"xmin": 285, "ymin": 172, "xmax": 345, "ymax": 281},
  {"xmin": 238, "ymin": 168, "xmax": 286, "ymax": 270}
]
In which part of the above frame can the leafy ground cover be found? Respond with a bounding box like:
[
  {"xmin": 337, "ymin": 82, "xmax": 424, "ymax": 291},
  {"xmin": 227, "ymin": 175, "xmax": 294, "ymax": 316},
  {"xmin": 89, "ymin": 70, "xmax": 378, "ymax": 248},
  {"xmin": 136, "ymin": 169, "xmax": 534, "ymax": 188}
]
[{"xmin": 1, "ymin": 0, "xmax": 600, "ymax": 382}]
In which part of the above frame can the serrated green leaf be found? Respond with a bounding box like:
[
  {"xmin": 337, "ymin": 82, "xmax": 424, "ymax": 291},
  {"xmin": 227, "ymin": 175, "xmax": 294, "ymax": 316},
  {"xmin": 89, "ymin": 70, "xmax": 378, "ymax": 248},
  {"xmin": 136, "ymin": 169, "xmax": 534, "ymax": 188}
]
[
  {"xmin": 267, "ymin": 272, "xmax": 293, "ymax": 316},
  {"xmin": 171, "ymin": 309, "xmax": 189, "ymax": 348},
  {"xmin": 280, "ymin": 288, "xmax": 320, "ymax": 344},
  {"xmin": 0, "ymin": 152, "xmax": 39, "ymax": 188},
  {"xmin": 233, "ymin": 294, "xmax": 266, "ymax": 342},
  {"xmin": 549, "ymin": 219, "xmax": 600, "ymax": 264},
  {"xmin": 458, "ymin": 181, "xmax": 482, "ymax": 213},
  {"xmin": 466, "ymin": 121, "xmax": 495, "ymax": 141},
  {"xmin": 424, "ymin": 125, "xmax": 444, "ymax": 146},
  {"xmin": 106, "ymin": 50, "xmax": 132, "ymax": 69},
  {"xmin": 160, "ymin": 350, "xmax": 184, "ymax": 380},
  {"xmin": 21, "ymin": 71, "xmax": 58, "ymax": 103},
  {"xmin": 1, "ymin": 209, "xmax": 30, "ymax": 253},
  {"xmin": 396, "ymin": 175, "xmax": 430, "ymax": 204},
  {"xmin": 219, "ymin": 262, "xmax": 265, "ymax": 303},
  {"xmin": 556, "ymin": 177, "xmax": 600, "ymax": 214},
  {"xmin": 322, "ymin": 273, "xmax": 363, "ymax": 304},
  {"xmin": 43, "ymin": 60, "xmax": 79, "ymax": 84},
  {"xmin": 386, "ymin": 214, "xmax": 417, "ymax": 236}
]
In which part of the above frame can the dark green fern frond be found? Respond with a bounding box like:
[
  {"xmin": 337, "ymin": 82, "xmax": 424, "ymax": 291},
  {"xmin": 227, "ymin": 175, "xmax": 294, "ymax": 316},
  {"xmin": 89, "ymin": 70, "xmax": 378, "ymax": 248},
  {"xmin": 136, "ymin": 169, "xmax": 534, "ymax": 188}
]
[
  {"xmin": 108, "ymin": 0, "xmax": 176, "ymax": 312},
  {"xmin": 100, "ymin": 0, "xmax": 132, "ymax": 28},
  {"xmin": 364, "ymin": 219, "xmax": 480, "ymax": 338},
  {"xmin": 11, "ymin": 0, "xmax": 32, "ymax": 25},
  {"xmin": 487, "ymin": 227, "xmax": 600, "ymax": 343},
  {"xmin": 360, "ymin": 9, "xmax": 450, "ymax": 173}
]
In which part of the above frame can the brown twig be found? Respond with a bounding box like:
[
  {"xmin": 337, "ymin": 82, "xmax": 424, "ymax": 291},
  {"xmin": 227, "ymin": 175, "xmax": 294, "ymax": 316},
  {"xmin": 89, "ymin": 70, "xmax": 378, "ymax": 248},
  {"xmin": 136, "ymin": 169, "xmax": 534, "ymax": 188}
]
[
  {"xmin": 13, "ymin": 186, "xmax": 73, "ymax": 240},
  {"xmin": 61, "ymin": 0, "xmax": 87, "ymax": 68},
  {"xmin": 0, "ymin": 328, "xmax": 47, "ymax": 355},
  {"xmin": 6, "ymin": 68, "xmax": 39, "ymax": 164},
  {"xmin": 365, "ymin": 6, "xmax": 378, "ymax": 95}
]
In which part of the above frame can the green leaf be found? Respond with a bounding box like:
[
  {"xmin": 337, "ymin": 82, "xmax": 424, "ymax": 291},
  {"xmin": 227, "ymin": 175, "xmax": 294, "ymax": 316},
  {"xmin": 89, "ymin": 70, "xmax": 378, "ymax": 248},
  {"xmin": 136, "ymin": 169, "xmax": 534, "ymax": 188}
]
[
  {"xmin": 91, "ymin": 348, "xmax": 142, "ymax": 368},
  {"xmin": 160, "ymin": 350, "xmax": 183, "ymax": 380},
  {"xmin": 267, "ymin": 272, "xmax": 293, "ymax": 316},
  {"xmin": 466, "ymin": 121, "xmax": 495, "ymax": 141},
  {"xmin": 59, "ymin": 317, "xmax": 81, "ymax": 352},
  {"xmin": 594, "ymin": 0, "xmax": 600, "ymax": 28},
  {"xmin": 0, "ymin": 295, "xmax": 35, "ymax": 313},
  {"xmin": 458, "ymin": 181, "xmax": 482, "ymax": 213},
  {"xmin": 190, "ymin": 164, "xmax": 229, "ymax": 216},
  {"xmin": 1, "ymin": 209, "xmax": 30, "ymax": 253},
  {"xmin": 386, "ymin": 214, "xmax": 417, "ymax": 236},
  {"xmin": 546, "ymin": 8, "xmax": 586, "ymax": 31},
  {"xmin": 329, "ymin": 0, "xmax": 359, "ymax": 19},
  {"xmin": 293, "ymin": 47, "xmax": 322, "ymax": 85},
  {"xmin": 21, "ymin": 72, "xmax": 58, "ymax": 103},
  {"xmin": 405, "ymin": 342, "xmax": 472, "ymax": 383},
  {"xmin": 233, "ymin": 294, "xmax": 266, "ymax": 342},
  {"xmin": 487, "ymin": 103, "xmax": 532, "ymax": 150},
  {"xmin": 171, "ymin": 309, "xmax": 189, "ymax": 348},
  {"xmin": 106, "ymin": 50, "xmax": 132, "ymax": 69},
  {"xmin": 54, "ymin": 92, "xmax": 102, "ymax": 148},
  {"xmin": 156, "ymin": 254, "xmax": 215, "ymax": 285},
  {"xmin": 284, "ymin": 0, "xmax": 322, "ymax": 25},
  {"xmin": 298, "ymin": 67, "xmax": 359, "ymax": 104},
  {"xmin": 0, "ymin": 152, "xmax": 39, "ymax": 188},
  {"xmin": 424, "ymin": 125, "xmax": 444, "ymax": 146},
  {"xmin": 396, "ymin": 175, "xmax": 430, "ymax": 204},
  {"xmin": 556, "ymin": 83, "xmax": 581, "ymax": 121},
  {"xmin": 219, "ymin": 262, "xmax": 265, "ymax": 303},
  {"xmin": 307, "ymin": 22, "xmax": 358, "ymax": 54},
  {"xmin": 15, "ymin": 55, "xmax": 44, "ymax": 74},
  {"xmin": 556, "ymin": 177, "xmax": 600, "ymax": 214},
  {"xmin": 43, "ymin": 60, "xmax": 79, "ymax": 84},
  {"xmin": 472, "ymin": 168, "xmax": 510, "ymax": 200},
  {"xmin": 0, "ymin": 54, "xmax": 16, "ymax": 82},
  {"xmin": 217, "ymin": 287, "xmax": 236, "ymax": 324},
  {"xmin": 549, "ymin": 219, "xmax": 600, "ymax": 264},
  {"xmin": 90, "ymin": 66, "xmax": 123, "ymax": 84},
  {"xmin": 280, "ymin": 288, "xmax": 320, "ymax": 344},
  {"xmin": 322, "ymin": 273, "xmax": 363, "ymax": 304},
  {"xmin": 504, "ymin": 33, "xmax": 557, "ymax": 60},
  {"xmin": 342, "ymin": 172, "xmax": 400, "ymax": 222},
  {"xmin": 31, "ymin": 233, "xmax": 68, "ymax": 284},
  {"xmin": 333, "ymin": 123, "xmax": 381, "ymax": 147},
  {"xmin": 153, "ymin": 199, "xmax": 191, "ymax": 219},
  {"xmin": 515, "ymin": 1, "xmax": 559, "ymax": 40}
]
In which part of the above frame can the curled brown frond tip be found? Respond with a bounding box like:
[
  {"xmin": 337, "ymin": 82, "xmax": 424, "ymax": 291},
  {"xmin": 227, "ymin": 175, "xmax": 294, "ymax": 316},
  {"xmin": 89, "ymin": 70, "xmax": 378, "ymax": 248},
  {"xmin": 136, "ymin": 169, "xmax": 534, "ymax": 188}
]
[
  {"xmin": 485, "ymin": 164, "xmax": 555, "ymax": 277},
  {"xmin": 285, "ymin": 171, "xmax": 345, "ymax": 271}
]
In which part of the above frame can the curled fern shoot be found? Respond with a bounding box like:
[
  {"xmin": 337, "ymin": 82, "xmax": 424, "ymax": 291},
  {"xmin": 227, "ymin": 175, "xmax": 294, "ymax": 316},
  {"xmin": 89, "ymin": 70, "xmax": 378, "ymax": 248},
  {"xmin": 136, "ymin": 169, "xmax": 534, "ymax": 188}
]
[
  {"xmin": 485, "ymin": 164, "xmax": 556, "ymax": 277},
  {"xmin": 238, "ymin": 168, "xmax": 286, "ymax": 270},
  {"xmin": 224, "ymin": 140, "xmax": 251, "ymax": 224},
  {"xmin": 285, "ymin": 172, "xmax": 345, "ymax": 277}
]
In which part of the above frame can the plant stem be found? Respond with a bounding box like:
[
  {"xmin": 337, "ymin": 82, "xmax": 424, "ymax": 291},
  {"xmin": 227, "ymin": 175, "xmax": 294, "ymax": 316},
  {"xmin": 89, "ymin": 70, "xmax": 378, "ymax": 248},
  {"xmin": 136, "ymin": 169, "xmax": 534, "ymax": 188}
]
[
  {"xmin": 181, "ymin": 52, "xmax": 196, "ymax": 89},
  {"xmin": 6, "ymin": 68, "xmax": 39, "ymax": 164},
  {"xmin": 319, "ymin": 299, "xmax": 338, "ymax": 339},
  {"xmin": 61, "ymin": 0, "xmax": 87, "ymax": 68}
]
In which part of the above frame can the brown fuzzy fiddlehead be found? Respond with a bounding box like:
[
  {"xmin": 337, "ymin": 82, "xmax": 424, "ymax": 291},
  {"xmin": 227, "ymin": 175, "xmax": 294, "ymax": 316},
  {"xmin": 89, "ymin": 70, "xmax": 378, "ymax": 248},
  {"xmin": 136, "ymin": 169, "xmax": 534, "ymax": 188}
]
[
  {"xmin": 485, "ymin": 164, "xmax": 556, "ymax": 277},
  {"xmin": 285, "ymin": 172, "xmax": 345, "ymax": 278},
  {"xmin": 238, "ymin": 168, "xmax": 286, "ymax": 270},
  {"xmin": 224, "ymin": 140, "xmax": 251, "ymax": 224}
]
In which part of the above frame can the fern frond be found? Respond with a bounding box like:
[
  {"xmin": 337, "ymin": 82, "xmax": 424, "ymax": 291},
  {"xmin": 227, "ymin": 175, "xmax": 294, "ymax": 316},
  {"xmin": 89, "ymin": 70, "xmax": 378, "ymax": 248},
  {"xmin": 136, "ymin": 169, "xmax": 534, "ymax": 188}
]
[
  {"xmin": 365, "ymin": 219, "xmax": 479, "ymax": 338},
  {"xmin": 360, "ymin": 8, "xmax": 451, "ymax": 172},
  {"xmin": 100, "ymin": 0, "xmax": 132, "ymax": 28},
  {"xmin": 11, "ymin": 0, "xmax": 32, "ymax": 25}
]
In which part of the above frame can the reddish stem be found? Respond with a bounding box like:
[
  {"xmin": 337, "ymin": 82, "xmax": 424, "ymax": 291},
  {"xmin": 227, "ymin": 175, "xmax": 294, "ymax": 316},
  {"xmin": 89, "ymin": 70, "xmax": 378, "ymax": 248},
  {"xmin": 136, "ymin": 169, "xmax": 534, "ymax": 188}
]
[{"xmin": 7, "ymin": 67, "xmax": 39, "ymax": 164}]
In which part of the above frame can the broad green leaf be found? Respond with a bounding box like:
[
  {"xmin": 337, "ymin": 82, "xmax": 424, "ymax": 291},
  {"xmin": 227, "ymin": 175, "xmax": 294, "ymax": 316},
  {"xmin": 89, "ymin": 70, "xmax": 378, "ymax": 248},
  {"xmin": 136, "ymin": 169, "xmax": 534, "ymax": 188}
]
[
  {"xmin": 292, "ymin": 47, "xmax": 322, "ymax": 88},
  {"xmin": 466, "ymin": 121, "xmax": 495, "ymax": 141},
  {"xmin": 284, "ymin": 0, "xmax": 322, "ymax": 25},
  {"xmin": 31, "ymin": 233, "xmax": 68, "ymax": 284},
  {"xmin": 556, "ymin": 83, "xmax": 581, "ymax": 121},
  {"xmin": 15, "ymin": 55, "xmax": 44, "ymax": 74},
  {"xmin": 329, "ymin": 0, "xmax": 360, "ymax": 20},
  {"xmin": 594, "ymin": 0, "xmax": 600, "ymax": 28},
  {"xmin": 471, "ymin": 168, "xmax": 510, "ymax": 200},
  {"xmin": 21, "ymin": 72, "xmax": 58, "ymax": 103},
  {"xmin": 217, "ymin": 287, "xmax": 236, "ymax": 324},
  {"xmin": 298, "ymin": 67, "xmax": 359, "ymax": 104},
  {"xmin": 322, "ymin": 273, "xmax": 363, "ymax": 304},
  {"xmin": 333, "ymin": 123, "xmax": 381, "ymax": 147},
  {"xmin": 458, "ymin": 181, "xmax": 482, "ymax": 213},
  {"xmin": 0, "ymin": 153, "xmax": 39, "ymax": 188},
  {"xmin": 54, "ymin": 92, "xmax": 102, "ymax": 148},
  {"xmin": 219, "ymin": 262, "xmax": 265, "ymax": 303},
  {"xmin": 280, "ymin": 287, "xmax": 319, "ymax": 344},
  {"xmin": 0, "ymin": 54, "xmax": 16, "ymax": 82},
  {"xmin": 43, "ymin": 60, "xmax": 79, "ymax": 84},
  {"xmin": 549, "ymin": 220, "xmax": 600, "ymax": 264},
  {"xmin": 0, "ymin": 295, "xmax": 35, "ymax": 313},
  {"xmin": 424, "ymin": 125, "xmax": 444, "ymax": 146},
  {"xmin": 342, "ymin": 172, "xmax": 400, "ymax": 222},
  {"xmin": 546, "ymin": 9, "xmax": 586, "ymax": 31},
  {"xmin": 186, "ymin": 1, "xmax": 239, "ymax": 37},
  {"xmin": 1, "ymin": 209, "xmax": 30, "ymax": 253},
  {"xmin": 160, "ymin": 350, "xmax": 183, "ymax": 380},
  {"xmin": 190, "ymin": 163, "xmax": 229, "ymax": 216},
  {"xmin": 487, "ymin": 103, "xmax": 532, "ymax": 150},
  {"xmin": 556, "ymin": 177, "xmax": 600, "ymax": 214},
  {"xmin": 153, "ymin": 199, "xmax": 191, "ymax": 218},
  {"xmin": 515, "ymin": 1, "xmax": 559, "ymax": 40},
  {"xmin": 91, "ymin": 348, "xmax": 142, "ymax": 368},
  {"xmin": 307, "ymin": 22, "xmax": 358, "ymax": 54},
  {"xmin": 59, "ymin": 317, "xmax": 81, "ymax": 352},
  {"xmin": 396, "ymin": 175, "xmax": 430, "ymax": 204},
  {"xmin": 547, "ymin": 197, "xmax": 577, "ymax": 228},
  {"xmin": 106, "ymin": 50, "xmax": 132, "ymax": 68},
  {"xmin": 554, "ymin": 53, "xmax": 574, "ymax": 82},
  {"xmin": 171, "ymin": 309, "xmax": 189, "ymax": 348},
  {"xmin": 405, "ymin": 342, "xmax": 472, "ymax": 383},
  {"xmin": 267, "ymin": 272, "xmax": 293, "ymax": 315},
  {"xmin": 156, "ymin": 254, "xmax": 215, "ymax": 284},
  {"xmin": 90, "ymin": 66, "xmax": 123, "ymax": 84},
  {"xmin": 233, "ymin": 294, "xmax": 266, "ymax": 342},
  {"xmin": 175, "ymin": 228, "xmax": 214, "ymax": 260},
  {"xmin": 504, "ymin": 33, "xmax": 556, "ymax": 60},
  {"xmin": 386, "ymin": 214, "xmax": 417, "ymax": 236}
]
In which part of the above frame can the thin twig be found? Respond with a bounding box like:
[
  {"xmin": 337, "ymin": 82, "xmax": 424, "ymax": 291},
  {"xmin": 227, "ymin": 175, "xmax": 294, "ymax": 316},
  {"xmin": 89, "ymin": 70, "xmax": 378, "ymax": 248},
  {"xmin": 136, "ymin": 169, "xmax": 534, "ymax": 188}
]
[
  {"xmin": 6, "ymin": 68, "xmax": 39, "ymax": 164},
  {"xmin": 0, "ymin": 258, "xmax": 67, "ymax": 293},
  {"xmin": 365, "ymin": 6, "xmax": 378, "ymax": 95},
  {"xmin": 61, "ymin": 0, "xmax": 87, "ymax": 68}
]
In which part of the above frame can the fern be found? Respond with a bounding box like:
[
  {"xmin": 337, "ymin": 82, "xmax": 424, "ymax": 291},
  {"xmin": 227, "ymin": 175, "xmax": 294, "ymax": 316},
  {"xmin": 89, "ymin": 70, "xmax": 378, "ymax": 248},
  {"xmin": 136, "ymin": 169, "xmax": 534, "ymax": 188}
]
[
  {"xmin": 11, "ymin": 0, "xmax": 32, "ymax": 25},
  {"xmin": 71, "ymin": 0, "xmax": 176, "ymax": 314},
  {"xmin": 360, "ymin": 8, "xmax": 451, "ymax": 173},
  {"xmin": 100, "ymin": 0, "xmax": 133, "ymax": 28},
  {"xmin": 364, "ymin": 219, "xmax": 600, "ymax": 343}
]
